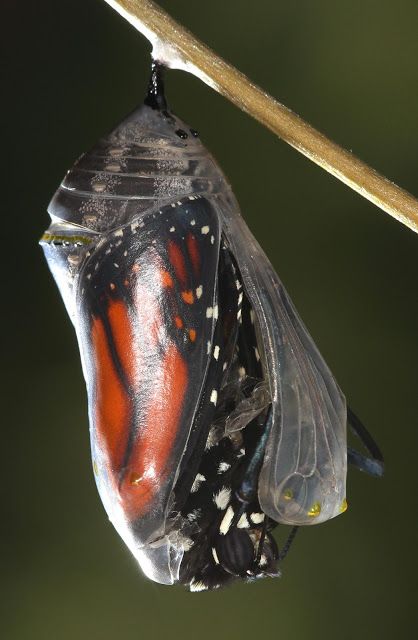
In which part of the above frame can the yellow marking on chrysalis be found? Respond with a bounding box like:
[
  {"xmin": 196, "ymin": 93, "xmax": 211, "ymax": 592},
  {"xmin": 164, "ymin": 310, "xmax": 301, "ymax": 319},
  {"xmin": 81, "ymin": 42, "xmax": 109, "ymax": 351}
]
[
  {"xmin": 129, "ymin": 472, "xmax": 143, "ymax": 486},
  {"xmin": 283, "ymin": 489, "xmax": 293, "ymax": 501},
  {"xmin": 340, "ymin": 498, "xmax": 348, "ymax": 513},
  {"xmin": 41, "ymin": 233, "xmax": 92, "ymax": 245},
  {"xmin": 308, "ymin": 502, "xmax": 321, "ymax": 518}
]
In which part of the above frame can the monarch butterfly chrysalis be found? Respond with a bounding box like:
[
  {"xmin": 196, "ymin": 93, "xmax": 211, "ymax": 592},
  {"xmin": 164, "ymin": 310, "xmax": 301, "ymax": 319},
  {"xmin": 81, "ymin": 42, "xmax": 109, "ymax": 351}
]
[{"xmin": 40, "ymin": 62, "xmax": 383, "ymax": 591}]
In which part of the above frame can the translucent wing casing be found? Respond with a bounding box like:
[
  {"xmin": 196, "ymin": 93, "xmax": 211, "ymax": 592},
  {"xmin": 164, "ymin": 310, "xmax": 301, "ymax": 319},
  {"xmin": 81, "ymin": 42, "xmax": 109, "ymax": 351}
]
[
  {"xmin": 76, "ymin": 197, "xmax": 222, "ymax": 584},
  {"xmin": 41, "ymin": 106, "xmax": 227, "ymax": 584},
  {"xmin": 41, "ymin": 98, "xmax": 347, "ymax": 586},
  {"xmin": 215, "ymin": 192, "xmax": 347, "ymax": 525}
]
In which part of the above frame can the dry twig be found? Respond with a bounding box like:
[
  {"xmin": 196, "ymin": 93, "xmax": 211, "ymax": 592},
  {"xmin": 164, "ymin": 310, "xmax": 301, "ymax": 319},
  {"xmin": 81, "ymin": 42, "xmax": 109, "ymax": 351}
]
[{"xmin": 103, "ymin": 0, "xmax": 418, "ymax": 234}]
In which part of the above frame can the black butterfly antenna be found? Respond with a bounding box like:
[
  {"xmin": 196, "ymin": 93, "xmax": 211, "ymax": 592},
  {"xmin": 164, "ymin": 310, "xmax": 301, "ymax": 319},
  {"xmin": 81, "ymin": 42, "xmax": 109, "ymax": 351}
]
[
  {"xmin": 144, "ymin": 60, "xmax": 168, "ymax": 111},
  {"xmin": 347, "ymin": 407, "xmax": 384, "ymax": 477}
]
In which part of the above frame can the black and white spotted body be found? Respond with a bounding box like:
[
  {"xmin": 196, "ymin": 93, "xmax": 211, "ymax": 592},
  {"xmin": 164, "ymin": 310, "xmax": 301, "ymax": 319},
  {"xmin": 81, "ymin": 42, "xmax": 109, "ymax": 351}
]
[{"xmin": 175, "ymin": 264, "xmax": 280, "ymax": 590}]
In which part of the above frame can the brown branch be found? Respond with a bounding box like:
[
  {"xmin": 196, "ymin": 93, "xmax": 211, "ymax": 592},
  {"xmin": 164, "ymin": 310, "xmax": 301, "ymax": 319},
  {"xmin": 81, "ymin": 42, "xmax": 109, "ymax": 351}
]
[{"xmin": 103, "ymin": 0, "xmax": 418, "ymax": 234}]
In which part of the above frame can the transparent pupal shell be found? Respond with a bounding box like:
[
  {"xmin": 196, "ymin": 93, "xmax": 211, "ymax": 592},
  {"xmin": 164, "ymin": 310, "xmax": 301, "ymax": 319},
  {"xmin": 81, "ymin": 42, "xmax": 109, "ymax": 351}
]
[
  {"xmin": 215, "ymin": 191, "xmax": 347, "ymax": 526},
  {"xmin": 41, "ymin": 99, "xmax": 347, "ymax": 587},
  {"xmin": 41, "ymin": 105, "xmax": 227, "ymax": 585},
  {"xmin": 47, "ymin": 104, "xmax": 225, "ymax": 234}
]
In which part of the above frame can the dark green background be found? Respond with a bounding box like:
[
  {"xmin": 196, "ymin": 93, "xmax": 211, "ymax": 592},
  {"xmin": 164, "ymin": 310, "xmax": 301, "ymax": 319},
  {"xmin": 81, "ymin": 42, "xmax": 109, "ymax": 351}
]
[{"xmin": 3, "ymin": 1, "xmax": 418, "ymax": 638}]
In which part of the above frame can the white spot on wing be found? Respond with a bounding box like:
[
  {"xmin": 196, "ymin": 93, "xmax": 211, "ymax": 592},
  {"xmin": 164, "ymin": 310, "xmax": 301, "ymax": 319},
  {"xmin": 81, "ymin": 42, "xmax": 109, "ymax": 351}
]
[
  {"xmin": 259, "ymin": 554, "xmax": 267, "ymax": 567},
  {"xmin": 190, "ymin": 581, "xmax": 208, "ymax": 592},
  {"xmin": 237, "ymin": 513, "xmax": 250, "ymax": 529},
  {"xmin": 213, "ymin": 345, "xmax": 220, "ymax": 361},
  {"xmin": 191, "ymin": 473, "xmax": 206, "ymax": 493},
  {"xmin": 219, "ymin": 505, "xmax": 234, "ymax": 534},
  {"xmin": 210, "ymin": 389, "xmax": 218, "ymax": 405},
  {"xmin": 217, "ymin": 461, "xmax": 230, "ymax": 474},
  {"xmin": 205, "ymin": 426, "xmax": 219, "ymax": 450},
  {"xmin": 201, "ymin": 225, "xmax": 210, "ymax": 235},
  {"xmin": 214, "ymin": 487, "xmax": 231, "ymax": 510},
  {"xmin": 212, "ymin": 547, "xmax": 220, "ymax": 564},
  {"xmin": 250, "ymin": 512, "xmax": 265, "ymax": 524},
  {"xmin": 196, "ymin": 285, "xmax": 203, "ymax": 299}
]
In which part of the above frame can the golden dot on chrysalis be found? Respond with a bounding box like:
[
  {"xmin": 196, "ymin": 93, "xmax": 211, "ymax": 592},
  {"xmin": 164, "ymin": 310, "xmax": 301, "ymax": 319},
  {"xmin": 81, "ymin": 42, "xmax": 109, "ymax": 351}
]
[
  {"xmin": 129, "ymin": 472, "xmax": 143, "ymax": 486},
  {"xmin": 283, "ymin": 489, "xmax": 293, "ymax": 501},
  {"xmin": 340, "ymin": 498, "xmax": 348, "ymax": 513},
  {"xmin": 308, "ymin": 502, "xmax": 321, "ymax": 517}
]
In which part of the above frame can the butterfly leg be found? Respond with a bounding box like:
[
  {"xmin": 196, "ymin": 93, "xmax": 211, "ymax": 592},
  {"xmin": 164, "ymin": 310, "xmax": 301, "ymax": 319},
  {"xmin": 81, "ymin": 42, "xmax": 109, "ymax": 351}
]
[{"xmin": 347, "ymin": 407, "xmax": 384, "ymax": 477}]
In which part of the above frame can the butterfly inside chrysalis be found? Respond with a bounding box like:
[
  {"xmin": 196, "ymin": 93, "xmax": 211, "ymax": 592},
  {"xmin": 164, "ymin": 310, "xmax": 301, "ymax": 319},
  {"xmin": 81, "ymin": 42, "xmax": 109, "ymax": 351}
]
[{"xmin": 40, "ymin": 62, "xmax": 383, "ymax": 591}]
